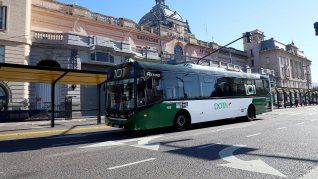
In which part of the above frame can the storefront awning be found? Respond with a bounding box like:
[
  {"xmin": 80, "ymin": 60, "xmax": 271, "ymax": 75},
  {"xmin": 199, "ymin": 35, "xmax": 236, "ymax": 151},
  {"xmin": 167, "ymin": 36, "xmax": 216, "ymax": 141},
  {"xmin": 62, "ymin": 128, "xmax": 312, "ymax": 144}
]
[{"xmin": 0, "ymin": 63, "xmax": 107, "ymax": 85}]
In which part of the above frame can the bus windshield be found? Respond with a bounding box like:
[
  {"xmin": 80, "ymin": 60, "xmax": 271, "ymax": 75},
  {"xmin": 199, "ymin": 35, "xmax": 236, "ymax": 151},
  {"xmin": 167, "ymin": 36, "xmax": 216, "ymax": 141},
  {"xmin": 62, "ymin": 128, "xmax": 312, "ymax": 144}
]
[{"xmin": 106, "ymin": 78, "xmax": 135, "ymax": 112}]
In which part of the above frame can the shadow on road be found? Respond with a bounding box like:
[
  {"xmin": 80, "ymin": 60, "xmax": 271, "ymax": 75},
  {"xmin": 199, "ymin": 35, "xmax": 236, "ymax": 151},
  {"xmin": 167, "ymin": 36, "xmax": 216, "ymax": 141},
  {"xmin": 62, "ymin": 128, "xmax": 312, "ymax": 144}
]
[
  {"xmin": 0, "ymin": 118, "xmax": 261, "ymax": 154},
  {"xmin": 166, "ymin": 143, "xmax": 257, "ymax": 161}
]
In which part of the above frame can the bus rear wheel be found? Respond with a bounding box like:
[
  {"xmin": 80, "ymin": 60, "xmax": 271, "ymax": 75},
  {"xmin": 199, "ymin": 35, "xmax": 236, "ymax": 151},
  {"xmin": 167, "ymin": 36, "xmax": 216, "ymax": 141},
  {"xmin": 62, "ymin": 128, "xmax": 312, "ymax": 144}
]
[
  {"xmin": 174, "ymin": 112, "xmax": 190, "ymax": 131},
  {"xmin": 244, "ymin": 105, "xmax": 256, "ymax": 122}
]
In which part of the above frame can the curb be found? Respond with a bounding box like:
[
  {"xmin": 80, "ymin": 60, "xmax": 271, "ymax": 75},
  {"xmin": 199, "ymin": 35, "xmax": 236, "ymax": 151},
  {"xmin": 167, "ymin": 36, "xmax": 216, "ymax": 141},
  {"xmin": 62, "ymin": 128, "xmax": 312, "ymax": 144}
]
[{"xmin": 0, "ymin": 125, "xmax": 111, "ymax": 140}]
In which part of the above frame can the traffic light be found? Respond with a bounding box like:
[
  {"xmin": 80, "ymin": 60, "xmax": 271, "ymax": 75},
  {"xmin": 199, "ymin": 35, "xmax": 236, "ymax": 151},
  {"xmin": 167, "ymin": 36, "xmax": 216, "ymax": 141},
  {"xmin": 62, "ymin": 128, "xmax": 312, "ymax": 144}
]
[
  {"xmin": 314, "ymin": 22, "xmax": 318, "ymax": 36},
  {"xmin": 245, "ymin": 32, "xmax": 251, "ymax": 43}
]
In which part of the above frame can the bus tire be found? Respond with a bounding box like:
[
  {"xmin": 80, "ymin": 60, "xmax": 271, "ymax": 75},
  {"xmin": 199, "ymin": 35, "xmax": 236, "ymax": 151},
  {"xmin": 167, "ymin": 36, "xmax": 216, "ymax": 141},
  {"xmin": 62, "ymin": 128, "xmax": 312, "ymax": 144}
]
[
  {"xmin": 244, "ymin": 105, "xmax": 256, "ymax": 122},
  {"xmin": 174, "ymin": 111, "xmax": 191, "ymax": 131}
]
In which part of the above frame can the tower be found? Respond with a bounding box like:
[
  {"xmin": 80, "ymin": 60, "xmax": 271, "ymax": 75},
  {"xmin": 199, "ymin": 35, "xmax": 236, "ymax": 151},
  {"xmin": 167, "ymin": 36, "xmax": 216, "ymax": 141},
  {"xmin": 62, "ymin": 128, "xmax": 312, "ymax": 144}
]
[
  {"xmin": 156, "ymin": 0, "xmax": 165, "ymax": 5},
  {"xmin": 243, "ymin": 29, "xmax": 265, "ymax": 68}
]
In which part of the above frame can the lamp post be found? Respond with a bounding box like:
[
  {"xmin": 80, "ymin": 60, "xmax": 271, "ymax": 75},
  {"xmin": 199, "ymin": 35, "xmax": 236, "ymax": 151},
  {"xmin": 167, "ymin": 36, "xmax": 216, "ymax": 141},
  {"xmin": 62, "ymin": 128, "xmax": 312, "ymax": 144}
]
[{"xmin": 303, "ymin": 64, "xmax": 311, "ymax": 105}]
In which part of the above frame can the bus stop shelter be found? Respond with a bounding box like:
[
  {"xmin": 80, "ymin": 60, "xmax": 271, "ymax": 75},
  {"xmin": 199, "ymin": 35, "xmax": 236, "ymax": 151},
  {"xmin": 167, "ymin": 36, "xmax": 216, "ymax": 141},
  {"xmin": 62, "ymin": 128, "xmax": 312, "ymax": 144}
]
[{"xmin": 0, "ymin": 63, "xmax": 108, "ymax": 127}]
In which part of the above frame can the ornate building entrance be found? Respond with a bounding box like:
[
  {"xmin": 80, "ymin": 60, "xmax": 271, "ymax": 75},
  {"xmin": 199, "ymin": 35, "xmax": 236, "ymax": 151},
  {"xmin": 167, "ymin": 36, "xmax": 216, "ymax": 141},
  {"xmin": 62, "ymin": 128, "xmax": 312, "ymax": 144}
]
[{"xmin": 0, "ymin": 84, "xmax": 8, "ymax": 111}]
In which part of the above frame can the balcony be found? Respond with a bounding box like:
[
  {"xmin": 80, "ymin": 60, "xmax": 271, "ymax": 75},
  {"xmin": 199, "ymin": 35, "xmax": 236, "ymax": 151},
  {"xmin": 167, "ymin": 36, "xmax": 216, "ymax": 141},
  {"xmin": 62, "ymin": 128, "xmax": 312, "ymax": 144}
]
[{"xmin": 32, "ymin": 31, "xmax": 93, "ymax": 48}]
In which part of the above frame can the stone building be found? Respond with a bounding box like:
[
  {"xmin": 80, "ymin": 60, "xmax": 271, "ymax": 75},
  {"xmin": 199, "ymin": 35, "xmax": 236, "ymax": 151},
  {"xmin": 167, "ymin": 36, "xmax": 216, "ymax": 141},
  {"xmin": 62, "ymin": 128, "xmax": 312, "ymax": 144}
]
[
  {"xmin": 0, "ymin": 0, "xmax": 31, "ymax": 111},
  {"xmin": 0, "ymin": 0, "xmax": 250, "ymax": 116},
  {"xmin": 0, "ymin": 0, "xmax": 316, "ymax": 116},
  {"xmin": 244, "ymin": 29, "xmax": 315, "ymax": 107}
]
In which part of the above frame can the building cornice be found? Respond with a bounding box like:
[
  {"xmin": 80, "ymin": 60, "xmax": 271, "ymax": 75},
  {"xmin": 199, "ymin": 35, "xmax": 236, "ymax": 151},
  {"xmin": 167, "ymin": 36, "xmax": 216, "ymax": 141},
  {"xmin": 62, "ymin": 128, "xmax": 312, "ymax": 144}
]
[{"xmin": 260, "ymin": 48, "xmax": 311, "ymax": 62}]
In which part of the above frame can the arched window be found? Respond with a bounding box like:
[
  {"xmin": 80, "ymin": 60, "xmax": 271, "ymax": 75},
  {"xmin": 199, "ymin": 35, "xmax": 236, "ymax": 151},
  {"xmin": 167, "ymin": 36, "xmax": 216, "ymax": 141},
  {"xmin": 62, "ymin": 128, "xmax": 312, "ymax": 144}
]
[
  {"xmin": 0, "ymin": 85, "xmax": 8, "ymax": 111},
  {"xmin": 174, "ymin": 45, "xmax": 183, "ymax": 62},
  {"xmin": 174, "ymin": 45, "xmax": 183, "ymax": 57}
]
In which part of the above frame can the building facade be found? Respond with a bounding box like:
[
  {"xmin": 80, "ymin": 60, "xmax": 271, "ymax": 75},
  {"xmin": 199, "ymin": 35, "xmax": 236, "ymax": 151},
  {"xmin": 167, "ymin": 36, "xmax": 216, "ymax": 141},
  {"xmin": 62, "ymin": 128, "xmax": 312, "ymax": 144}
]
[
  {"xmin": 0, "ymin": 0, "xmax": 315, "ymax": 115},
  {"xmin": 244, "ymin": 29, "xmax": 314, "ymax": 107}
]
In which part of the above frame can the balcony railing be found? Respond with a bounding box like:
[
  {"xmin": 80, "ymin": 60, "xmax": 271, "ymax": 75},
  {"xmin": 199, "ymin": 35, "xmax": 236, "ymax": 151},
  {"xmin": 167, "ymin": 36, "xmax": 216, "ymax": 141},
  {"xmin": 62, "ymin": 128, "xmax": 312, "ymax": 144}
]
[
  {"xmin": 33, "ymin": 32, "xmax": 65, "ymax": 42},
  {"xmin": 32, "ymin": 31, "xmax": 92, "ymax": 47}
]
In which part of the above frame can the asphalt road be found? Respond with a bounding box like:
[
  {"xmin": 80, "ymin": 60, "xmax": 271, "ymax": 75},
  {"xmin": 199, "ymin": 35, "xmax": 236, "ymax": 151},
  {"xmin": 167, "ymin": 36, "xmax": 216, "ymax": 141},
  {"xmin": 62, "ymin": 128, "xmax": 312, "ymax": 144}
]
[{"xmin": 1, "ymin": 106, "xmax": 318, "ymax": 179}]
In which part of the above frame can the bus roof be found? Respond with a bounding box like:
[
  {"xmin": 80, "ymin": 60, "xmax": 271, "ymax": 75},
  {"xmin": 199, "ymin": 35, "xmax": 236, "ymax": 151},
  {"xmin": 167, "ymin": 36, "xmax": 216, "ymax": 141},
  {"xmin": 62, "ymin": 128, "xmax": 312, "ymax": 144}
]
[{"xmin": 136, "ymin": 61, "xmax": 265, "ymax": 80}]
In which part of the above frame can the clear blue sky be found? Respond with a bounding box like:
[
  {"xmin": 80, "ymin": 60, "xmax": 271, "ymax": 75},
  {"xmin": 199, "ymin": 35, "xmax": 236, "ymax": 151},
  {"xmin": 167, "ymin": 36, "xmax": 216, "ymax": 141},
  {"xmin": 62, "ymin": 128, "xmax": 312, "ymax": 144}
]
[{"xmin": 59, "ymin": 0, "xmax": 318, "ymax": 83}]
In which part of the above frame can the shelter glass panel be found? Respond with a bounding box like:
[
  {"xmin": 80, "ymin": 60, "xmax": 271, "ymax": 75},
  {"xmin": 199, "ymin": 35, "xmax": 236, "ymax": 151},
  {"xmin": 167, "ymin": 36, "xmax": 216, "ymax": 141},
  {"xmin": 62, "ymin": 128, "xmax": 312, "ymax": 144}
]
[{"xmin": 0, "ymin": 46, "xmax": 3, "ymax": 63}]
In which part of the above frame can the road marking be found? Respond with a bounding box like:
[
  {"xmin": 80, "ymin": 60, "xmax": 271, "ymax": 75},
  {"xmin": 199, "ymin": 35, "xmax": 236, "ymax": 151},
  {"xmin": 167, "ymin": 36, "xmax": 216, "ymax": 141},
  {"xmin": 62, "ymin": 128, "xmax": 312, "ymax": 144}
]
[
  {"xmin": 130, "ymin": 136, "xmax": 162, "ymax": 151},
  {"xmin": 198, "ymin": 143, "xmax": 220, "ymax": 149},
  {"xmin": 290, "ymin": 113, "xmax": 304, "ymax": 116},
  {"xmin": 51, "ymin": 141, "xmax": 86, "ymax": 147},
  {"xmin": 277, "ymin": 127, "xmax": 287, "ymax": 130},
  {"xmin": 80, "ymin": 135, "xmax": 163, "ymax": 151},
  {"xmin": 246, "ymin": 133, "xmax": 261, "ymax": 138},
  {"xmin": 297, "ymin": 122, "xmax": 305, "ymax": 125},
  {"xmin": 218, "ymin": 145, "xmax": 286, "ymax": 177},
  {"xmin": 301, "ymin": 166, "xmax": 318, "ymax": 179},
  {"xmin": 311, "ymin": 119, "xmax": 318, "ymax": 122},
  {"xmin": 108, "ymin": 158, "xmax": 156, "ymax": 170},
  {"xmin": 0, "ymin": 125, "xmax": 110, "ymax": 140},
  {"xmin": 31, "ymin": 127, "xmax": 47, "ymax": 129}
]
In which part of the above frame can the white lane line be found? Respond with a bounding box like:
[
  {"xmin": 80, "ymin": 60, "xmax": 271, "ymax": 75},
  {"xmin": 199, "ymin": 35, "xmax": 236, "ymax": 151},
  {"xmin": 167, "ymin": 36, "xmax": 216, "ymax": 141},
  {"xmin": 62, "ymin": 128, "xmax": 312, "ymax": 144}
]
[
  {"xmin": 302, "ymin": 166, "xmax": 318, "ymax": 179},
  {"xmin": 198, "ymin": 143, "xmax": 220, "ymax": 149},
  {"xmin": 51, "ymin": 141, "xmax": 86, "ymax": 147},
  {"xmin": 31, "ymin": 127, "xmax": 47, "ymax": 129},
  {"xmin": 108, "ymin": 158, "xmax": 156, "ymax": 170},
  {"xmin": 297, "ymin": 122, "xmax": 305, "ymax": 125},
  {"xmin": 311, "ymin": 119, "xmax": 318, "ymax": 122},
  {"xmin": 277, "ymin": 127, "xmax": 287, "ymax": 130},
  {"xmin": 246, "ymin": 133, "xmax": 261, "ymax": 138}
]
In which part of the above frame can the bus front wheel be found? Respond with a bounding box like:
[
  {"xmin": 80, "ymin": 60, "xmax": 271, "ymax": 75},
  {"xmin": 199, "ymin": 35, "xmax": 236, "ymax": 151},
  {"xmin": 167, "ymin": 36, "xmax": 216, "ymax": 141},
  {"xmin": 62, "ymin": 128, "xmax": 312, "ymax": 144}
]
[{"xmin": 174, "ymin": 112, "xmax": 190, "ymax": 131}]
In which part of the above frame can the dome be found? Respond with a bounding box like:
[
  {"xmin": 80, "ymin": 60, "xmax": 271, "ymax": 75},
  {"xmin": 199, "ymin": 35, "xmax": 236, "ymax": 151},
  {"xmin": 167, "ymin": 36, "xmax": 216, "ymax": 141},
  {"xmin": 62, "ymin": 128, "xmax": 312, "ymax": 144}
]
[{"xmin": 139, "ymin": 0, "xmax": 185, "ymax": 26}]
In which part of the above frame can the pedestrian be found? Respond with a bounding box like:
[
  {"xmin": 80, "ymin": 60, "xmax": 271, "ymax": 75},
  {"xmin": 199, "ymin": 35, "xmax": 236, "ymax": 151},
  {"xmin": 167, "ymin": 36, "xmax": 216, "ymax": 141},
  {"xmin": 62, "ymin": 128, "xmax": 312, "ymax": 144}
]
[{"xmin": 295, "ymin": 99, "xmax": 299, "ymax": 108}]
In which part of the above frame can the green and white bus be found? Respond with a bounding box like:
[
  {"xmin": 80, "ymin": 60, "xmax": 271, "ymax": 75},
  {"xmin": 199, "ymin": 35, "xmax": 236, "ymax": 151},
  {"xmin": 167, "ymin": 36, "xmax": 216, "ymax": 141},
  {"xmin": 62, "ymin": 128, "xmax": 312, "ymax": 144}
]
[{"xmin": 105, "ymin": 61, "xmax": 272, "ymax": 131}]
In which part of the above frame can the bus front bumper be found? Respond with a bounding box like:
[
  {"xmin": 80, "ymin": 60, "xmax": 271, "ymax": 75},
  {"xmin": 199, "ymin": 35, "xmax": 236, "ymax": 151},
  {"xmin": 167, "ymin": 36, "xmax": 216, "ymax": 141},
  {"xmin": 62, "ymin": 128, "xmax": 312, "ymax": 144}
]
[{"xmin": 106, "ymin": 117, "xmax": 129, "ymax": 128}]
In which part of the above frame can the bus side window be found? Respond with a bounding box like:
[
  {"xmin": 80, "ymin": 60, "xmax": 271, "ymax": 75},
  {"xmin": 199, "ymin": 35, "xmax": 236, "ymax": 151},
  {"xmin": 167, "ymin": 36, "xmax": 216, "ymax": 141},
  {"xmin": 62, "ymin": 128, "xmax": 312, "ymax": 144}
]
[
  {"xmin": 214, "ymin": 77, "xmax": 235, "ymax": 97},
  {"xmin": 183, "ymin": 74, "xmax": 200, "ymax": 98},
  {"xmin": 233, "ymin": 78, "xmax": 246, "ymax": 96},
  {"xmin": 162, "ymin": 71, "xmax": 177, "ymax": 99},
  {"xmin": 255, "ymin": 79, "xmax": 266, "ymax": 96},
  {"xmin": 201, "ymin": 75, "xmax": 216, "ymax": 98}
]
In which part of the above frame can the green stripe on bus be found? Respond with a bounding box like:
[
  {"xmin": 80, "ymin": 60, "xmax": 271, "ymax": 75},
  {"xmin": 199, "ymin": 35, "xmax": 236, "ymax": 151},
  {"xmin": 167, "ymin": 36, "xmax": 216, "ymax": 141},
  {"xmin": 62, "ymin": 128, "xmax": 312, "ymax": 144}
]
[
  {"xmin": 252, "ymin": 98, "xmax": 267, "ymax": 114},
  {"xmin": 127, "ymin": 102, "xmax": 179, "ymax": 130}
]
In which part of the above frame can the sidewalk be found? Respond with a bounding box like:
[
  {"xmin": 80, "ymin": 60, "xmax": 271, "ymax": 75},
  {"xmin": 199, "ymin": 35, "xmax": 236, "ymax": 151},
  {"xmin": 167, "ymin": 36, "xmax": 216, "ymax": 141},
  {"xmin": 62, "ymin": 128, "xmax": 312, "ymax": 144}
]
[{"xmin": 0, "ymin": 117, "xmax": 116, "ymax": 140}]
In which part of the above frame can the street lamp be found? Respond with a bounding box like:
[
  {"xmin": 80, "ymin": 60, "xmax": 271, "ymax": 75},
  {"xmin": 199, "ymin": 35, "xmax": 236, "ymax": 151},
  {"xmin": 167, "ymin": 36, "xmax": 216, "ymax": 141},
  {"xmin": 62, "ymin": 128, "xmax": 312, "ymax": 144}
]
[
  {"xmin": 314, "ymin": 22, "xmax": 318, "ymax": 36},
  {"xmin": 303, "ymin": 64, "xmax": 311, "ymax": 105}
]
